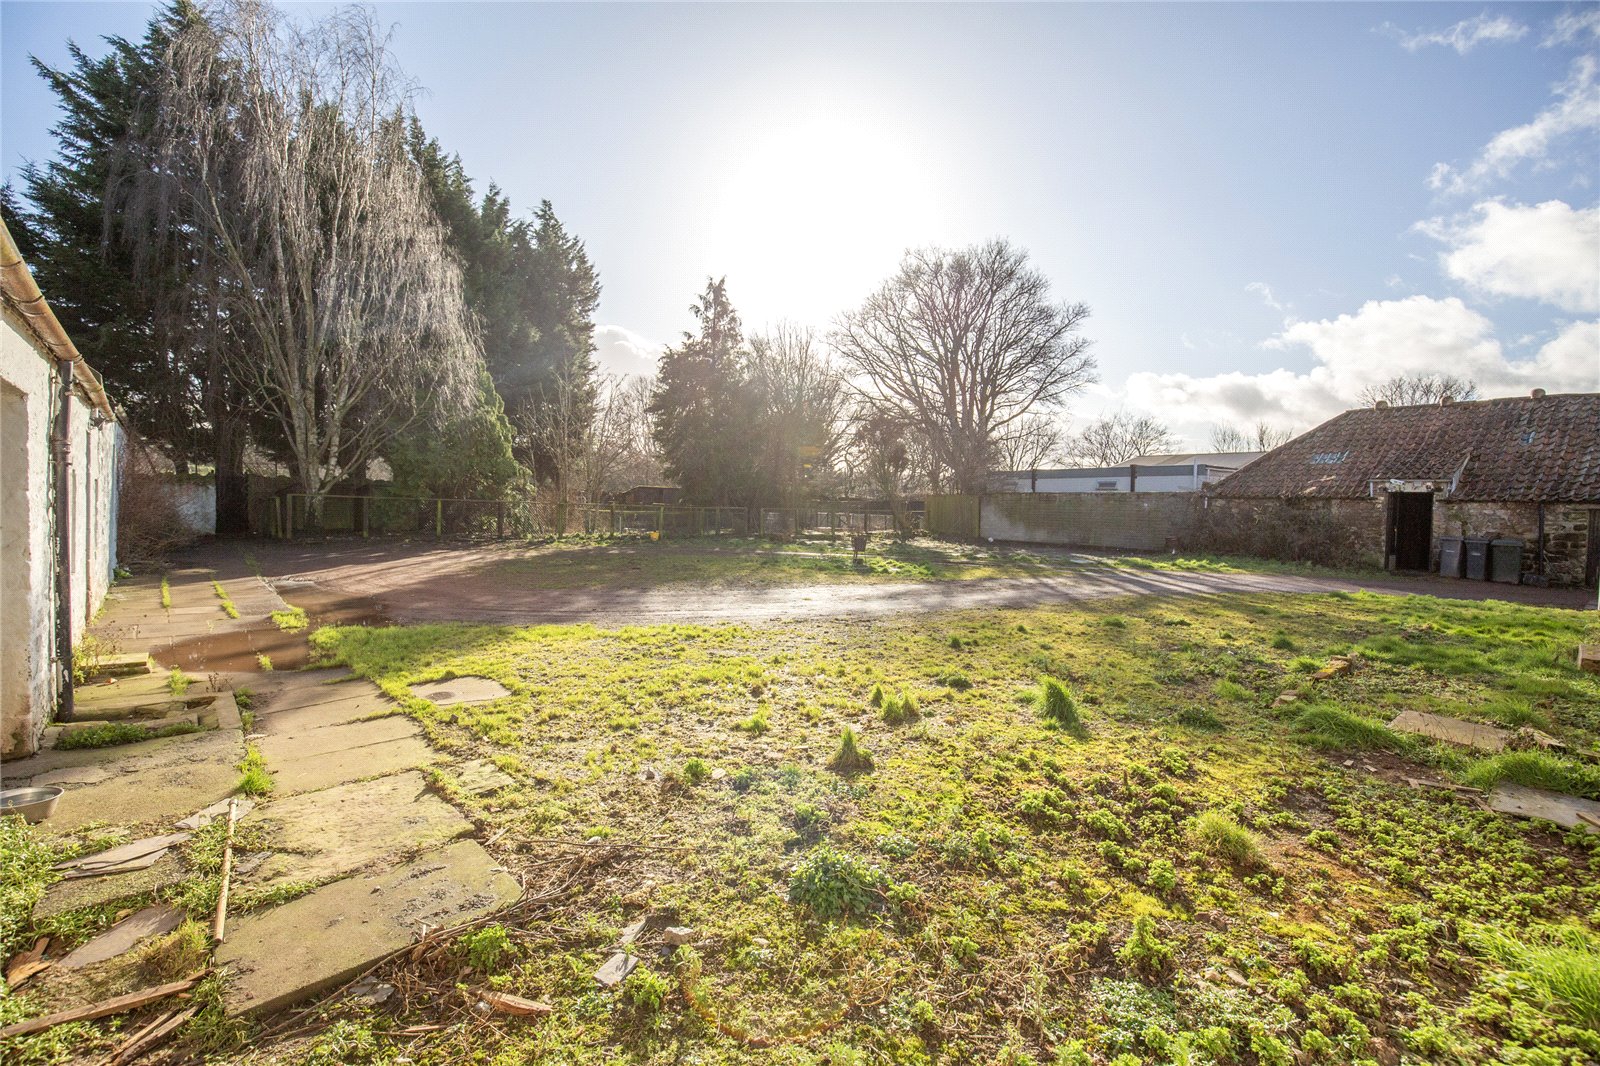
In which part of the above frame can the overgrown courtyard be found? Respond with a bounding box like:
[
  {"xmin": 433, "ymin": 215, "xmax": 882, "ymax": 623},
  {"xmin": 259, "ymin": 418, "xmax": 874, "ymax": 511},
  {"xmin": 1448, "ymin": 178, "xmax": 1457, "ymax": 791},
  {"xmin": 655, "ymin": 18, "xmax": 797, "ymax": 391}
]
[{"xmin": 5, "ymin": 586, "xmax": 1598, "ymax": 1065}]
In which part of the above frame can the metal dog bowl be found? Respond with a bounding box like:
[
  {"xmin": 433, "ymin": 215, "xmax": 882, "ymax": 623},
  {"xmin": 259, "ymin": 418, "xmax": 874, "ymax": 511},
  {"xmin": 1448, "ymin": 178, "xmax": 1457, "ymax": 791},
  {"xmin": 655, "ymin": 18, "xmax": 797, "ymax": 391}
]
[{"xmin": 0, "ymin": 786, "xmax": 64, "ymax": 824}]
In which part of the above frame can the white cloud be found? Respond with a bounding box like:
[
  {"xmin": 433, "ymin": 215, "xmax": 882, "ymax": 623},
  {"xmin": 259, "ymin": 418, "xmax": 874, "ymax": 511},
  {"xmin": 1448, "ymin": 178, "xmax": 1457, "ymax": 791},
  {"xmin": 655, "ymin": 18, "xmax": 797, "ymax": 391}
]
[
  {"xmin": 1385, "ymin": 13, "xmax": 1529, "ymax": 54},
  {"xmin": 1543, "ymin": 8, "xmax": 1600, "ymax": 47},
  {"xmin": 1416, "ymin": 199, "xmax": 1600, "ymax": 312},
  {"xmin": 593, "ymin": 324, "xmax": 665, "ymax": 380},
  {"xmin": 1430, "ymin": 55, "xmax": 1600, "ymax": 194},
  {"xmin": 1122, "ymin": 296, "xmax": 1599, "ymax": 442},
  {"xmin": 1244, "ymin": 281, "xmax": 1289, "ymax": 313}
]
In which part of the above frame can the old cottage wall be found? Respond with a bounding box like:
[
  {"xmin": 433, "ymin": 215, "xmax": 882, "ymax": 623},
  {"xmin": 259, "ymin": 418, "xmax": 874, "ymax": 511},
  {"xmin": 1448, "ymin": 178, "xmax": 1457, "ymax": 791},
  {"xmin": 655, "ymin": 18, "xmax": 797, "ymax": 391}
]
[
  {"xmin": 1, "ymin": 308, "xmax": 120, "ymax": 758},
  {"xmin": 1433, "ymin": 500, "xmax": 1595, "ymax": 586},
  {"xmin": 1184, "ymin": 497, "xmax": 1388, "ymax": 567}
]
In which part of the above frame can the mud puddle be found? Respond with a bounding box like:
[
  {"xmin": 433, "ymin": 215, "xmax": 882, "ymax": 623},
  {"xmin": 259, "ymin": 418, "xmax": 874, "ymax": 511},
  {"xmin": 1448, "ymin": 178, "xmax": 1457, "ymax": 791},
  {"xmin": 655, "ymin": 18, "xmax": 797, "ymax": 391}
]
[{"xmin": 154, "ymin": 584, "xmax": 392, "ymax": 672}]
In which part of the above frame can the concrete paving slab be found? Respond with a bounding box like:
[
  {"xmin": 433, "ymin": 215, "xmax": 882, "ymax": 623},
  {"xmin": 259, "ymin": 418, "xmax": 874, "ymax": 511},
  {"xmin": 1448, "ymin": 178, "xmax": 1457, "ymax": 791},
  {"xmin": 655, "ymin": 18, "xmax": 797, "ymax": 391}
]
[
  {"xmin": 410, "ymin": 677, "xmax": 510, "ymax": 707},
  {"xmin": 58, "ymin": 833, "xmax": 191, "ymax": 878},
  {"xmin": 453, "ymin": 759, "xmax": 518, "ymax": 796},
  {"xmin": 1389, "ymin": 710, "xmax": 1508, "ymax": 753},
  {"xmin": 218, "ymin": 840, "xmax": 520, "ymax": 1016},
  {"xmin": 261, "ymin": 733, "xmax": 441, "ymax": 797},
  {"xmin": 242, "ymin": 771, "xmax": 471, "ymax": 889},
  {"xmin": 255, "ymin": 699, "xmax": 397, "ymax": 735},
  {"xmin": 1488, "ymin": 784, "xmax": 1600, "ymax": 833},
  {"xmin": 5, "ymin": 730, "xmax": 245, "ymax": 832},
  {"xmin": 60, "ymin": 905, "xmax": 185, "ymax": 969},
  {"xmin": 257, "ymin": 716, "xmax": 422, "ymax": 761}
]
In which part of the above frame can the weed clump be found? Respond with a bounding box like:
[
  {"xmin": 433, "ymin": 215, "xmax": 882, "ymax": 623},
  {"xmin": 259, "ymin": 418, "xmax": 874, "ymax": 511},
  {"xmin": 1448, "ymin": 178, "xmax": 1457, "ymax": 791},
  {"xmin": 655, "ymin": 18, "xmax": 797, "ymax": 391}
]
[
  {"xmin": 138, "ymin": 919, "xmax": 210, "ymax": 981},
  {"xmin": 168, "ymin": 667, "xmax": 191, "ymax": 697},
  {"xmin": 682, "ymin": 758, "xmax": 711, "ymax": 785},
  {"xmin": 1038, "ymin": 677, "xmax": 1084, "ymax": 733},
  {"xmin": 458, "ymin": 923, "xmax": 516, "ymax": 972},
  {"xmin": 788, "ymin": 844, "xmax": 890, "ymax": 919},
  {"xmin": 621, "ymin": 966, "xmax": 672, "ymax": 1020},
  {"xmin": 271, "ymin": 607, "xmax": 308, "ymax": 632},
  {"xmin": 881, "ymin": 690, "xmax": 919, "ymax": 726},
  {"xmin": 867, "ymin": 682, "xmax": 886, "ymax": 707},
  {"xmin": 236, "ymin": 746, "xmax": 274, "ymax": 796},
  {"xmin": 56, "ymin": 721, "xmax": 202, "ymax": 750},
  {"xmin": 1190, "ymin": 810, "xmax": 1262, "ymax": 868},
  {"xmin": 828, "ymin": 726, "xmax": 874, "ymax": 773},
  {"xmin": 1117, "ymin": 915, "xmax": 1176, "ymax": 982}
]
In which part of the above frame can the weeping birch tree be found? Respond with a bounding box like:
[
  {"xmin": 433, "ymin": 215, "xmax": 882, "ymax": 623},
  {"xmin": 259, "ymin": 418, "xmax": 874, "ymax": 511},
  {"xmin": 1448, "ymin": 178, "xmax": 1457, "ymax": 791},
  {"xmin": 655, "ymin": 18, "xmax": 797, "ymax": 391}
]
[{"xmin": 125, "ymin": 0, "xmax": 479, "ymax": 519}]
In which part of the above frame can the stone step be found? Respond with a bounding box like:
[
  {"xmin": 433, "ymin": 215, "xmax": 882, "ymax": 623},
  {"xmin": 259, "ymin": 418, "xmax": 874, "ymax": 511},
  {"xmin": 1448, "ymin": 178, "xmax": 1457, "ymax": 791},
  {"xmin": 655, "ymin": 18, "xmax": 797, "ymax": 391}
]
[{"xmin": 83, "ymin": 653, "xmax": 154, "ymax": 681}]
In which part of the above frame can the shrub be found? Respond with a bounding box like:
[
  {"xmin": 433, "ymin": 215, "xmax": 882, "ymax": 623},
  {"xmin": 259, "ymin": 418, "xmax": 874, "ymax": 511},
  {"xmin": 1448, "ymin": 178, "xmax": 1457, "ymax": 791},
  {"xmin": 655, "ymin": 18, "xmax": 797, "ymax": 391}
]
[
  {"xmin": 828, "ymin": 726, "xmax": 874, "ymax": 773},
  {"xmin": 1190, "ymin": 810, "xmax": 1262, "ymax": 867},
  {"xmin": 1147, "ymin": 858, "xmax": 1177, "ymax": 895},
  {"xmin": 788, "ymin": 845, "xmax": 890, "ymax": 919},
  {"xmin": 1039, "ymin": 677, "xmax": 1083, "ymax": 733},
  {"xmin": 458, "ymin": 923, "xmax": 516, "ymax": 972}
]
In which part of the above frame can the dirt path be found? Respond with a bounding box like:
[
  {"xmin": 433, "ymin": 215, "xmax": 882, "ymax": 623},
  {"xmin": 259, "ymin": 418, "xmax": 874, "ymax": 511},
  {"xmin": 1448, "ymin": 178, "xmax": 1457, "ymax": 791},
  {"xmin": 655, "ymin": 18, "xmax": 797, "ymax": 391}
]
[{"xmin": 207, "ymin": 540, "xmax": 1596, "ymax": 625}]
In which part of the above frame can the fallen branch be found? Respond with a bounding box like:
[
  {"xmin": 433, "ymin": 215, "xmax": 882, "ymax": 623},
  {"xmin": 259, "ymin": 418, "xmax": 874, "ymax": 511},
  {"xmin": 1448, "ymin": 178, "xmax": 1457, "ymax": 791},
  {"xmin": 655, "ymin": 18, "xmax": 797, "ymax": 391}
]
[
  {"xmin": 0, "ymin": 976, "xmax": 202, "ymax": 1039},
  {"xmin": 106, "ymin": 1004, "xmax": 198, "ymax": 1066},
  {"xmin": 5, "ymin": 936, "xmax": 51, "ymax": 988}
]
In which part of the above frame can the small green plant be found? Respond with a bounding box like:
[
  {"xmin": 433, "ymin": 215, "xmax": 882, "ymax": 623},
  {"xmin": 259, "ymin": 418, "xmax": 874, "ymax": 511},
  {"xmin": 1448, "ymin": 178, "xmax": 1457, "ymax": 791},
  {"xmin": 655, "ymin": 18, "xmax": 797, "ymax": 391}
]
[
  {"xmin": 1117, "ymin": 915, "xmax": 1175, "ymax": 981},
  {"xmin": 736, "ymin": 708, "xmax": 770, "ymax": 734},
  {"xmin": 1147, "ymin": 858, "xmax": 1177, "ymax": 895},
  {"xmin": 729, "ymin": 767, "xmax": 756, "ymax": 792},
  {"xmin": 70, "ymin": 634, "xmax": 114, "ymax": 684},
  {"xmin": 867, "ymin": 682, "xmax": 886, "ymax": 707},
  {"xmin": 160, "ymin": 575, "xmax": 172, "ymax": 609},
  {"xmin": 792, "ymin": 801, "xmax": 829, "ymax": 839},
  {"xmin": 932, "ymin": 670, "xmax": 972, "ymax": 690},
  {"xmin": 1038, "ymin": 677, "xmax": 1083, "ymax": 733},
  {"xmin": 1212, "ymin": 679, "xmax": 1250, "ymax": 701},
  {"xmin": 682, "ymin": 757, "xmax": 710, "ymax": 785},
  {"xmin": 212, "ymin": 580, "xmax": 240, "ymax": 619},
  {"xmin": 271, "ymin": 606, "xmax": 308, "ymax": 632},
  {"xmin": 1292, "ymin": 705, "xmax": 1407, "ymax": 752},
  {"xmin": 458, "ymin": 923, "xmax": 516, "ymax": 972},
  {"xmin": 828, "ymin": 726, "xmax": 874, "ymax": 773},
  {"xmin": 1176, "ymin": 706, "xmax": 1223, "ymax": 730},
  {"xmin": 234, "ymin": 687, "xmax": 253, "ymax": 710},
  {"xmin": 1269, "ymin": 633, "xmax": 1296, "ymax": 651},
  {"xmin": 621, "ymin": 965, "xmax": 673, "ymax": 1020},
  {"xmin": 788, "ymin": 844, "xmax": 890, "ymax": 919},
  {"xmin": 1190, "ymin": 810, "xmax": 1262, "ymax": 867},
  {"xmin": 236, "ymin": 745, "xmax": 274, "ymax": 796},
  {"xmin": 256, "ymin": 653, "xmax": 274, "ymax": 672},
  {"xmin": 168, "ymin": 667, "xmax": 191, "ymax": 697}
]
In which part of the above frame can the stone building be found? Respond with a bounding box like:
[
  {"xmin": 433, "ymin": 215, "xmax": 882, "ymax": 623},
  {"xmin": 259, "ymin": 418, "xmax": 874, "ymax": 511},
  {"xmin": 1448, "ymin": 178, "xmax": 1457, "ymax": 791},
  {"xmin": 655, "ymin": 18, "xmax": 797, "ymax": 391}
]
[
  {"xmin": 1200, "ymin": 392, "xmax": 1599, "ymax": 588},
  {"xmin": 2, "ymin": 215, "xmax": 121, "ymax": 758}
]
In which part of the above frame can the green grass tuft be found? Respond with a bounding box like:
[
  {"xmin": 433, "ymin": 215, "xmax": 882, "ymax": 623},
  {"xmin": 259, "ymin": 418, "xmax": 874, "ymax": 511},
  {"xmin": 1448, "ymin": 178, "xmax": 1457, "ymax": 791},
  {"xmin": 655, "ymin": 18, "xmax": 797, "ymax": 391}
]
[
  {"xmin": 1038, "ymin": 676, "xmax": 1083, "ymax": 733},
  {"xmin": 1190, "ymin": 810, "xmax": 1263, "ymax": 867},
  {"xmin": 1461, "ymin": 751, "xmax": 1600, "ymax": 800},
  {"xmin": 271, "ymin": 606, "xmax": 308, "ymax": 632},
  {"xmin": 236, "ymin": 745, "xmax": 274, "ymax": 796},
  {"xmin": 828, "ymin": 726, "xmax": 874, "ymax": 773},
  {"xmin": 1464, "ymin": 923, "xmax": 1600, "ymax": 1028},
  {"xmin": 56, "ymin": 720, "xmax": 203, "ymax": 750},
  {"xmin": 1292, "ymin": 705, "xmax": 1410, "ymax": 752}
]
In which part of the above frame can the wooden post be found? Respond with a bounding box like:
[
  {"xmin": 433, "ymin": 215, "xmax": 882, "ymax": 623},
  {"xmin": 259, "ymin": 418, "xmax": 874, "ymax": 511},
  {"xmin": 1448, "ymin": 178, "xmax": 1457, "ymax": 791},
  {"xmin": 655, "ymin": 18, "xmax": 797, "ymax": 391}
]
[
  {"xmin": 609, "ymin": 504, "xmax": 617, "ymax": 534},
  {"xmin": 497, "ymin": 500, "xmax": 505, "ymax": 539},
  {"xmin": 212, "ymin": 799, "xmax": 238, "ymax": 943},
  {"xmin": 285, "ymin": 496, "xmax": 293, "ymax": 540},
  {"xmin": 435, "ymin": 498, "xmax": 443, "ymax": 539},
  {"xmin": 361, "ymin": 497, "xmax": 370, "ymax": 539},
  {"xmin": 657, "ymin": 504, "xmax": 665, "ymax": 537}
]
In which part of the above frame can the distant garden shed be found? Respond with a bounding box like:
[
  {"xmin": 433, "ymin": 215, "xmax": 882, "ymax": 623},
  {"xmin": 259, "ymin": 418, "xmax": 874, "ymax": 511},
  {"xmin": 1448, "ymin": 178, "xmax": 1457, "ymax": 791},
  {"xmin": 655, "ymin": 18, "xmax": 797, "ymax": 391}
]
[{"xmin": 1202, "ymin": 391, "xmax": 1600, "ymax": 588}]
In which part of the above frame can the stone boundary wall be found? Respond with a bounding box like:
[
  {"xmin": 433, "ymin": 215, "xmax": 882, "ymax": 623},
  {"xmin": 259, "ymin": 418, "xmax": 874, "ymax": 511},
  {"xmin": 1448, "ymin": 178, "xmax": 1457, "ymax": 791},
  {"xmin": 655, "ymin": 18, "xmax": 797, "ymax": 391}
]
[{"xmin": 980, "ymin": 492, "xmax": 1196, "ymax": 551}]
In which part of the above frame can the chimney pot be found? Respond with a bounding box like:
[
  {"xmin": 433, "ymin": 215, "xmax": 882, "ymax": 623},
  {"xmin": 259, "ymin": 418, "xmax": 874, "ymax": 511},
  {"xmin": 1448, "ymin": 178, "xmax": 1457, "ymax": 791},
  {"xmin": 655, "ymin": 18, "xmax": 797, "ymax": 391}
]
[
  {"xmin": 1375, "ymin": 400, "xmax": 1389, "ymax": 409},
  {"xmin": 1440, "ymin": 395, "xmax": 1454, "ymax": 405},
  {"xmin": 1531, "ymin": 387, "xmax": 1546, "ymax": 399}
]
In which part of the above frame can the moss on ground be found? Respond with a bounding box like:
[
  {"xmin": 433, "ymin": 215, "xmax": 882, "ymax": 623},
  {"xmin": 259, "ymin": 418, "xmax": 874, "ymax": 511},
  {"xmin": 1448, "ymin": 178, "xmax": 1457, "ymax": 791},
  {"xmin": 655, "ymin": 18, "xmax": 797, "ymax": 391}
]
[{"xmin": 279, "ymin": 590, "xmax": 1600, "ymax": 1065}]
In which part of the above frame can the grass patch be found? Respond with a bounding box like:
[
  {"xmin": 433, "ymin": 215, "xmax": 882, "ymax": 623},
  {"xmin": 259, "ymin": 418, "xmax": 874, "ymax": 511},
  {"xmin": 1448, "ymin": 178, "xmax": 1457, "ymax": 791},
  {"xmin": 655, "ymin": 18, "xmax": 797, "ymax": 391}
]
[
  {"xmin": 212, "ymin": 580, "xmax": 240, "ymax": 619},
  {"xmin": 1464, "ymin": 923, "xmax": 1600, "ymax": 1029},
  {"xmin": 160, "ymin": 574, "xmax": 172, "ymax": 609},
  {"xmin": 271, "ymin": 606, "xmax": 309, "ymax": 632},
  {"xmin": 55, "ymin": 720, "xmax": 203, "ymax": 750},
  {"xmin": 1038, "ymin": 676, "xmax": 1085, "ymax": 734},
  {"xmin": 168, "ymin": 667, "xmax": 191, "ymax": 697},
  {"xmin": 1292, "ymin": 705, "xmax": 1411, "ymax": 752},
  {"xmin": 827, "ymin": 726, "xmax": 873, "ymax": 773},
  {"xmin": 1190, "ymin": 810, "xmax": 1263, "ymax": 868},
  {"xmin": 137, "ymin": 919, "xmax": 210, "ymax": 982},
  {"xmin": 1461, "ymin": 751, "xmax": 1600, "ymax": 800}
]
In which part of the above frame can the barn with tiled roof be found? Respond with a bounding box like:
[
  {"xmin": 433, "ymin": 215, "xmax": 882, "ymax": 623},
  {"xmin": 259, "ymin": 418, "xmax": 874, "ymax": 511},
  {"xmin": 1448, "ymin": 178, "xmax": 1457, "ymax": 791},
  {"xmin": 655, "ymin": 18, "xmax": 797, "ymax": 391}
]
[{"xmin": 1200, "ymin": 392, "xmax": 1599, "ymax": 587}]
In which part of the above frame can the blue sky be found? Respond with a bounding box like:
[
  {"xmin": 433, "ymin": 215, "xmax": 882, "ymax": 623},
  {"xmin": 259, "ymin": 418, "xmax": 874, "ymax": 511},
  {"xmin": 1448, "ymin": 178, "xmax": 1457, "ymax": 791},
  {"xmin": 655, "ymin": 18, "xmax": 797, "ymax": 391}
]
[{"xmin": 3, "ymin": 2, "xmax": 1596, "ymax": 446}]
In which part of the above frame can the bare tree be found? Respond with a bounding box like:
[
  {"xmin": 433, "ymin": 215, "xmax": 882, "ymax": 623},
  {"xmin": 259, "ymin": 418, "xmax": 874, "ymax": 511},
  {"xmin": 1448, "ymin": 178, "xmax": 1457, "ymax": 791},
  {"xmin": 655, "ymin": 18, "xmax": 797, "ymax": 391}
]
[
  {"xmin": 749, "ymin": 323, "xmax": 849, "ymax": 502},
  {"xmin": 995, "ymin": 413, "xmax": 1068, "ymax": 471},
  {"xmin": 833, "ymin": 240, "xmax": 1096, "ymax": 493},
  {"xmin": 125, "ymin": 0, "xmax": 479, "ymax": 520},
  {"xmin": 1209, "ymin": 420, "xmax": 1293, "ymax": 452},
  {"xmin": 1359, "ymin": 373, "xmax": 1480, "ymax": 407},
  {"xmin": 1067, "ymin": 412, "xmax": 1176, "ymax": 466}
]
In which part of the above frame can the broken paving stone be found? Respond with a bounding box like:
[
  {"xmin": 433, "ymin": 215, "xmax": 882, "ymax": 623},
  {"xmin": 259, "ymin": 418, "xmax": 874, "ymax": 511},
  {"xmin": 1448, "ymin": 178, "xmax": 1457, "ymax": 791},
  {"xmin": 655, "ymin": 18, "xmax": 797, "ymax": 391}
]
[
  {"xmin": 1506, "ymin": 726, "xmax": 1566, "ymax": 753},
  {"xmin": 1486, "ymin": 784, "xmax": 1600, "ymax": 834},
  {"xmin": 593, "ymin": 952, "xmax": 638, "ymax": 988},
  {"xmin": 453, "ymin": 759, "xmax": 517, "ymax": 796},
  {"xmin": 175, "ymin": 797, "xmax": 255, "ymax": 830},
  {"xmin": 56, "ymin": 833, "xmax": 191, "ymax": 879},
  {"xmin": 408, "ymin": 676, "xmax": 511, "ymax": 707},
  {"xmin": 60, "ymin": 905, "xmax": 184, "ymax": 970},
  {"xmin": 1389, "ymin": 710, "xmax": 1508, "ymax": 753},
  {"xmin": 615, "ymin": 918, "xmax": 647, "ymax": 947},
  {"xmin": 662, "ymin": 926, "xmax": 697, "ymax": 946},
  {"xmin": 34, "ymin": 854, "xmax": 186, "ymax": 920}
]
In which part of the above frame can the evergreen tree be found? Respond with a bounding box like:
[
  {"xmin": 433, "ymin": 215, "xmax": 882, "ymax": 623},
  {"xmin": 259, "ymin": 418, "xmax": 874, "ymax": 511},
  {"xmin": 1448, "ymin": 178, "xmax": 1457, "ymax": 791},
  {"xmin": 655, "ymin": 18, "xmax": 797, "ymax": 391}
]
[
  {"xmin": 649, "ymin": 278, "xmax": 764, "ymax": 506},
  {"xmin": 8, "ymin": 1, "xmax": 257, "ymax": 532}
]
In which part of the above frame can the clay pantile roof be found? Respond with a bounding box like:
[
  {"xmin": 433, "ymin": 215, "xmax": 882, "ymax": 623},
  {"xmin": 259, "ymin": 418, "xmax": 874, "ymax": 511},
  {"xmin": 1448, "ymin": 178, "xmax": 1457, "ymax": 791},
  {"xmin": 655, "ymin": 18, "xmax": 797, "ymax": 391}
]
[{"xmin": 1208, "ymin": 393, "xmax": 1600, "ymax": 502}]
